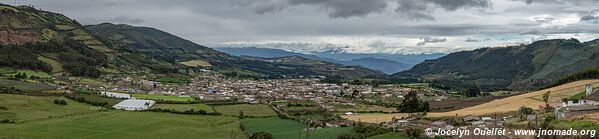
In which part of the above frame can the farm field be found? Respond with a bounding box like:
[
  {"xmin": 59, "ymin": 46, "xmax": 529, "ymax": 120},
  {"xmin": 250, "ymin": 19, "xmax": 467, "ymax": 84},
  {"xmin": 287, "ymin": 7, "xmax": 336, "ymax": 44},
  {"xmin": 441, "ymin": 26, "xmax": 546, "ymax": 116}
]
[
  {"xmin": 0, "ymin": 94, "xmax": 100, "ymax": 123},
  {"xmin": 0, "ymin": 79, "xmax": 56, "ymax": 92},
  {"xmin": 334, "ymin": 103, "xmax": 397, "ymax": 113},
  {"xmin": 215, "ymin": 104, "xmax": 277, "ymax": 117},
  {"xmin": 0, "ymin": 111, "xmax": 242, "ymax": 139},
  {"xmin": 342, "ymin": 113, "xmax": 410, "ymax": 124},
  {"xmin": 152, "ymin": 103, "xmax": 213, "ymax": 112},
  {"xmin": 37, "ymin": 56, "xmax": 64, "ymax": 73},
  {"xmin": 132, "ymin": 93, "xmax": 195, "ymax": 102},
  {"xmin": 366, "ymin": 132, "xmax": 409, "ymax": 139},
  {"xmin": 180, "ymin": 59, "xmax": 212, "ymax": 67},
  {"xmin": 5, "ymin": 69, "xmax": 51, "ymax": 78},
  {"xmin": 241, "ymin": 117, "xmax": 353, "ymax": 139},
  {"xmin": 344, "ymin": 80, "xmax": 599, "ymax": 123},
  {"xmin": 428, "ymin": 95, "xmax": 516, "ymax": 112},
  {"xmin": 0, "ymin": 94, "xmax": 243, "ymax": 139}
]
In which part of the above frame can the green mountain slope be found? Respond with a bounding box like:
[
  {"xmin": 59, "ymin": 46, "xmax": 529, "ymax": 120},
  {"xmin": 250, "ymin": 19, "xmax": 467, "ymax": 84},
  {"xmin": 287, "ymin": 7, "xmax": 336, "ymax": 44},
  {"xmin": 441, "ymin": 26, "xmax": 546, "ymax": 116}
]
[
  {"xmin": 245, "ymin": 56, "xmax": 384, "ymax": 78},
  {"xmin": 395, "ymin": 38, "xmax": 599, "ymax": 91},
  {"xmin": 0, "ymin": 4, "xmax": 108, "ymax": 77},
  {"xmin": 0, "ymin": 4, "xmax": 382, "ymax": 79},
  {"xmin": 85, "ymin": 23, "xmax": 383, "ymax": 79}
]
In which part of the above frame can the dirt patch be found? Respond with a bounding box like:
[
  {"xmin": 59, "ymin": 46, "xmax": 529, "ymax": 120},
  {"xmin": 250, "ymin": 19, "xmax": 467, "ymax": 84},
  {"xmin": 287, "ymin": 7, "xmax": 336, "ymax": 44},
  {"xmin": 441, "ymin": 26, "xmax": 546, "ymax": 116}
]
[{"xmin": 429, "ymin": 95, "xmax": 517, "ymax": 112}]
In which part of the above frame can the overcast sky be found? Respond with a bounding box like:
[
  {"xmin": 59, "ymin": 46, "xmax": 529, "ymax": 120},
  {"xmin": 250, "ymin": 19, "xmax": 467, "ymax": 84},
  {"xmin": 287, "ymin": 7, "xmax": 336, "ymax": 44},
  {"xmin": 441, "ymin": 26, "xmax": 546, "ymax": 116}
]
[{"xmin": 15, "ymin": 0, "xmax": 599, "ymax": 54}]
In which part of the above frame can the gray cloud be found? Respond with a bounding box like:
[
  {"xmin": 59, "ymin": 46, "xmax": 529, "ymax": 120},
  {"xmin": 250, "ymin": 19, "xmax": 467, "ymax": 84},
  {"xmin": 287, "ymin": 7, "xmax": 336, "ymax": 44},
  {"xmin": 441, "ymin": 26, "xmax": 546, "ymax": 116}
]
[
  {"xmin": 395, "ymin": 0, "xmax": 491, "ymax": 20},
  {"xmin": 289, "ymin": 0, "xmax": 388, "ymax": 18},
  {"xmin": 533, "ymin": 17, "xmax": 554, "ymax": 23},
  {"xmin": 516, "ymin": 0, "xmax": 599, "ymax": 5},
  {"xmin": 581, "ymin": 15, "xmax": 599, "ymax": 21},
  {"xmin": 21, "ymin": 0, "xmax": 599, "ymax": 54},
  {"xmin": 465, "ymin": 38, "xmax": 481, "ymax": 42},
  {"xmin": 417, "ymin": 37, "xmax": 447, "ymax": 46},
  {"xmin": 235, "ymin": 0, "xmax": 388, "ymax": 18}
]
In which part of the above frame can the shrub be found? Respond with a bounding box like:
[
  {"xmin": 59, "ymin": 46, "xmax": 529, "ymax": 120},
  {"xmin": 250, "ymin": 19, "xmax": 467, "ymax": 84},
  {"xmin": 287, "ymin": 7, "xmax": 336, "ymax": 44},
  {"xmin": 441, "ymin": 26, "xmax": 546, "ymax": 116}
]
[
  {"xmin": 249, "ymin": 132, "xmax": 273, "ymax": 139},
  {"xmin": 54, "ymin": 99, "xmax": 67, "ymax": 105}
]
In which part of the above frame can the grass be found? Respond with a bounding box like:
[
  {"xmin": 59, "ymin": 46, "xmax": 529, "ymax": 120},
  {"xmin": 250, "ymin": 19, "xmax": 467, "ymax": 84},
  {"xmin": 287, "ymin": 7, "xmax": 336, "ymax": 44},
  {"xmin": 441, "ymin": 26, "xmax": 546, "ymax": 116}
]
[
  {"xmin": 132, "ymin": 94, "xmax": 195, "ymax": 102},
  {"xmin": 0, "ymin": 79, "xmax": 56, "ymax": 92},
  {"xmin": 569, "ymin": 91, "xmax": 585, "ymax": 100},
  {"xmin": 0, "ymin": 111, "xmax": 242, "ymax": 139},
  {"xmin": 0, "ymin": 94, "xmax": 101, "ymax": 123},
  {"xmin": 37, "ymin": 56, "xmax": 64, "ymax": 73},
  {"xmin": 553, "ymin": 120, "xmax": 599, "ymax": 130},
  {"xmin": 0, "ymin": 94, "xmax": 244, "ymax": 139},
  {"xmin": 0, "ymin": 67, "xmax": 16, "ymax": 74},
  {"xmin": 6, "ymin": 69, "xmax": 51, "ymax": 78},
  {"xmin": 334, "ymin": 104, "xmax": 397, "ymax": 113},
  {"xmin": 180, "ymin": 59, "xmax": 212, "ymax": 67},
  {"xmin": 69, "ymin": 93, "xmax": 124, "ymax": 106},
  {"xmin": 152, "ymin": 103, "xmax": 213, "ymax": 112},
  {"xmin": 242, "ymin": 117, "xmax": 353, "ymax": 139},
  {"xmin": 214, "ymin": 104, "xmax": 277, "ymax": 117},
  {"xmin": 366, "ymin": 132, "xmax": 409, "ymax": 139}
]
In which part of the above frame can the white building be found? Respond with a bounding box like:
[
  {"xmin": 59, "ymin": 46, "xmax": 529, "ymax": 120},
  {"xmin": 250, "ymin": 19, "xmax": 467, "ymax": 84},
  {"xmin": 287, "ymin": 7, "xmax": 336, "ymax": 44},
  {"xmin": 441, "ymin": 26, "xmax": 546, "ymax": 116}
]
[{"xmin": 113, "ymin": 99, "xmax": 155, "ymax": 111}]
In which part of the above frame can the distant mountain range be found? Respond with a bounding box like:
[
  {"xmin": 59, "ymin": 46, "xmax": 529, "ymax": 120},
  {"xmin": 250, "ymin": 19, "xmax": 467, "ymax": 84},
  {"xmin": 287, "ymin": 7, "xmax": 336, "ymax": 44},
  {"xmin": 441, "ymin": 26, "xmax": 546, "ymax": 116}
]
[
  {"xmin": 0, "ymin": 4, "xmax": 382, "ymax": 79},
  {"xmin": 396, "ymin": 38, "xmax": 599, "ymax": 91},
  {"xmin": 214, "ymin": 47, "xmax": 443, "ymax": 74}
]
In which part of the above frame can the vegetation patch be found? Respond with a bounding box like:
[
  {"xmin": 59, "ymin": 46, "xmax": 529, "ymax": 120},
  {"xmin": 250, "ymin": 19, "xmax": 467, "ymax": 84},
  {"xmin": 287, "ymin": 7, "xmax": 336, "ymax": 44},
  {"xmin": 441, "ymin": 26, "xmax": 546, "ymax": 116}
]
[
  {"xmin": 0, "ymin": 94, "xmax": 100, "ymax": 123},
  {"xmin": 37, "ymin": 56, "xmax": 64, "ymax": 73},
  {"xmin": 180, "ymin": 59, "xmax": 212, "ymax": 67},
  {"xmin": 7, "ymin": 69, "xmax": 51, "ymax": 78},
  {"xmin": 65, "ymin": 93, "xmax": 123, "ymax": 107},
  {"xmin": 366, "ymin": 132, "xmax": 409, "ymax": 139},
  {"xmin": 215, "ymin": 104, "xmax": 277, "ymax": 117},
  {"xmin": 0, "ymin": 79, "xmax": 56, "ymax": 92},
  {"xmin": 151, "ymin": 103, "xmax": 213, "ymax": 113},
  {"xmin": 0, "ymin": 111, "xmax": 243, "ymax": 138},
  {"xmin": 132, "ymin": 94, "xmax": 195, "ymax": 102},
  {"xmin": 241, "ymin": 117, "xmax": 353, "ymax": 139}
]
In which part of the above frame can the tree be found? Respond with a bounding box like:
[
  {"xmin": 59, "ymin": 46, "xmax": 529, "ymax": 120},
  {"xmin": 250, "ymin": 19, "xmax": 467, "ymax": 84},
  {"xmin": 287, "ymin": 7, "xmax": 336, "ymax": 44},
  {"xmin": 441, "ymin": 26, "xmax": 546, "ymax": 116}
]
[
  {"xmin": 249, "ymin": 132, "xmax": 273, "ymax": 139},
  {"xmin": 352, "ymin": 90, "xmax": 359, "ymax": 98},
  {"xmin": 239, "ymin": 110, "xmax": 245, "ymax": 119},
  {"xmin": 541, "ymin": 115, "xmax": 556, "ymax": 129},
  {"xmin": 53, "ymin": 99, "xmax": 67, "ymax": 105},
  {"xmin": 465, "ymin": 84, "xmax": 481, "ymax": 97},
  {"xmin": 519, "ymin": 106, "xmax": 534, "ymax": 119},
  {"xmin": 406, "ymin": 128, "xmax": 423, "ymax": 138},
  {"xmin": 543, "ymin": 91, "xmax": 551, "ymax": 110},
  {"xmin": 398, "ymin": 91, "xmax": 429, "ymax": 113}
]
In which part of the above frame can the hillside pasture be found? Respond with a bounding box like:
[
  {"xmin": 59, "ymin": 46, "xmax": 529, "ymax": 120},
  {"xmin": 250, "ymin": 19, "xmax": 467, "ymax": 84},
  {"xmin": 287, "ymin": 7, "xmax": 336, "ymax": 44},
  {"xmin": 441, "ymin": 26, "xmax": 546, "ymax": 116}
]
[
  {"xmin": 0, "ymin": 79, "xmax": 56, "ymax": 92},
  {"xmin": 0, "ymin": 94, "xmax": 100, "ymax": 123},
  {"xmin": 152, "ymin": 103, "xmax": 213, "ymax": 112},
  {"xmin": 0, "ymin": 111, "xmax": 242, "ymax": 139},
  {"xmin": 180, "ymin": 59, "xmax": 212, "ymax": 67},
  {"xmin": 6, "ymin": 69, "xmax": 51, "ymax": 78},
  {"xmin": 241, "ymin": 117, "xmax": 353, "ymax": 139},
  {"xmin": 334, "ymin": 103, "xmax": 397, "ymax": 113}
]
